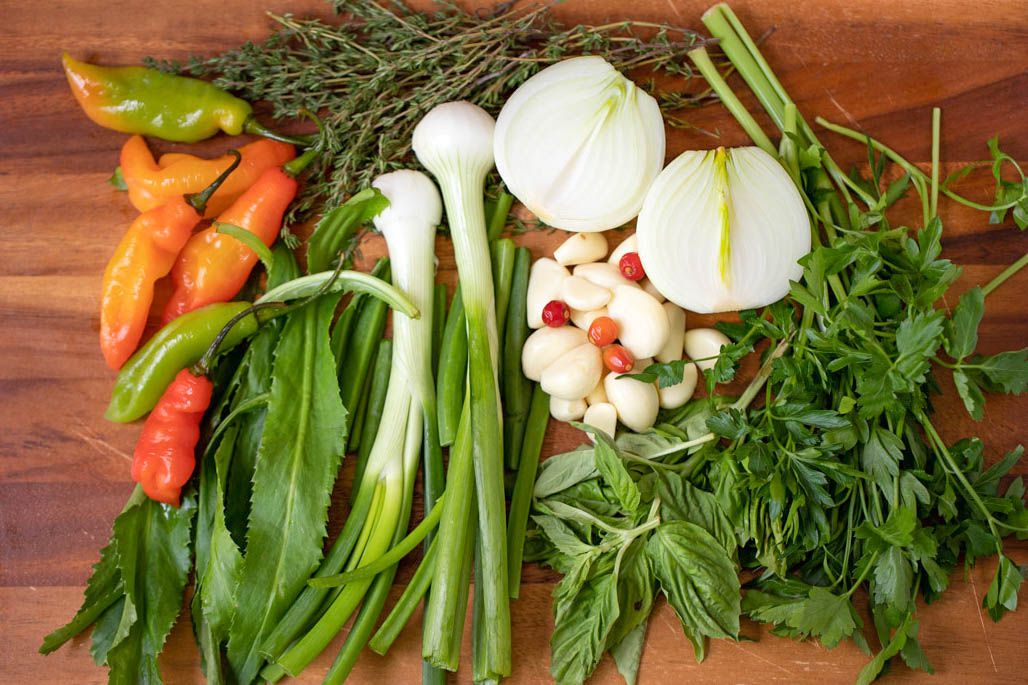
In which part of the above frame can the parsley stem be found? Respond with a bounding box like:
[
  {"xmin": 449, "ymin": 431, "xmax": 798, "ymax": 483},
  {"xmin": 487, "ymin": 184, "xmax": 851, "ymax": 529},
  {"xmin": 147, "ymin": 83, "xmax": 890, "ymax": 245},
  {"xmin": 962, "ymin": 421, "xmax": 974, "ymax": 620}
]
[
  {"xmin": 844, "ymin": 550, "xmax": 878, "ymax": 598},
  {"xmin": 930, "ymin": 108, "xmax": 941, "ymax": 217},
  {"xmin": 919, "ymin": 415, "xmax": 1001, "ymax": 541},
  {"xmin": 982, "ymin": 251, "xmax": 1028, "ymax": 298}
]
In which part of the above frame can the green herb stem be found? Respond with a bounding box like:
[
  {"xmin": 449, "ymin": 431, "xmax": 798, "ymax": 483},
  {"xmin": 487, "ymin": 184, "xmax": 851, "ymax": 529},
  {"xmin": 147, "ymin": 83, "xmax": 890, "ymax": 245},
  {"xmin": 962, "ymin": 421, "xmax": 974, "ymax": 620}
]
[{"xmin": 982, "ymin": 252, "xmax": 1028, "ymax": 298}]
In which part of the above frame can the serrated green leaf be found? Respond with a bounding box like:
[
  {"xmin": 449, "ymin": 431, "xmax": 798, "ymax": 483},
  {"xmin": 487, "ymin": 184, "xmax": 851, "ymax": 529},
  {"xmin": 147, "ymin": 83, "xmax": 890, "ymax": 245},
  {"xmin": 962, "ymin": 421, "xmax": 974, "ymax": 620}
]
[
  {"xmin": 104, "ymin": 490, "xmax": 197, "ymax": 684},
  {"xmin": 861, "ymin": 428, "xmax": 903, "ymax": 498},
  {"xmin": 953, "ymin": 369, "xmax": 985, "ymax": 420},
  {"xmin": 977, "ymin": 349, "xmax": 1028, "ymax": 393},
  {"xmin": 945, "ymin": 286, "xmax": 984, "ymax": 360},
  {"xmin": 226, "ymin": 297, "xmax": 347, "ymax": 684},
  {"xmin": 872, "ymin": 546, "xmax": 914, "ymax": 612},
  {"xmin": 985, "ymin": 554, "xmax": 1025, "ymax": 621}
]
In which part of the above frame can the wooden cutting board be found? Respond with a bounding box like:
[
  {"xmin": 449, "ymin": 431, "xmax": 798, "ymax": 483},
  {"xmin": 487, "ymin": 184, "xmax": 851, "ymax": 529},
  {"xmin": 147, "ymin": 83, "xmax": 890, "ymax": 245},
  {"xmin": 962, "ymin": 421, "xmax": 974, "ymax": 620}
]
[{"xmin": 2, "ymin": 0, "xmax": 1026, "ymax": 682}]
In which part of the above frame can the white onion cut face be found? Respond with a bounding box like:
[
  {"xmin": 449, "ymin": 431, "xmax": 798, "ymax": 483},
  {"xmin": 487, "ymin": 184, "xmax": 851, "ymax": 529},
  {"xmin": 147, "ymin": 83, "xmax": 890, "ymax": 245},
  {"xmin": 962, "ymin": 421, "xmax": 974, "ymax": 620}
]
[
  {"xmin": 494, "ymin": 56, "xmax": 665, "ymax": 232},
  {"xmin": 636, "ymin": 146, "xmax": 810, "ymax": 314}
]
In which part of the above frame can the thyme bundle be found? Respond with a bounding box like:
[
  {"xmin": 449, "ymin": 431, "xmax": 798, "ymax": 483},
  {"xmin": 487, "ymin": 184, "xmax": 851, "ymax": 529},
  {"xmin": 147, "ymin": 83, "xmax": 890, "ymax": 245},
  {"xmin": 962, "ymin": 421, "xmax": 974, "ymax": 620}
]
[{"xmin": 150, "ymin": 0, "xmax": 716, "ymax": 220}]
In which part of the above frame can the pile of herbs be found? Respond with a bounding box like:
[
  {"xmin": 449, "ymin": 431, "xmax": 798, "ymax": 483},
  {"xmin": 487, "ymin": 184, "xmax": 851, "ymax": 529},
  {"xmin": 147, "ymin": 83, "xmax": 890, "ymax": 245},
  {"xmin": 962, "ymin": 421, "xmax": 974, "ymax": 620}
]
[
  {"xmin": 527, "ymin": 6, "xmax": 1028, "ymax": 685},
  {"xmin": 149, "ymin": 0, "xmax": 717, "ymax": 220}
]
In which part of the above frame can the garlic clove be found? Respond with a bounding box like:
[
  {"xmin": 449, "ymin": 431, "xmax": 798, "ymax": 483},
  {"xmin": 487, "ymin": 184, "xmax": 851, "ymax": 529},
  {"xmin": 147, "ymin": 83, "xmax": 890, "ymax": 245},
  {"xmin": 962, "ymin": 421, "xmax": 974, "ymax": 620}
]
[
  {"xmin": 561, "ymin": 276, "xmax": 611, "ymax": 311},
  {"xmin": 585, "ymin": 375, "xmax": 609, "ymax": 405},
  {"xmin": 521, "ymin": 325, "xmax": 587, "ymax": 381},
  {"xmin": 684, "ymin": 328, "xmax": 731, "ymax": 371},
  {"xmin": 640, "ymin": 277, "xmax": 665, "ymax": 303},
  {"xmin": 527, "ymin": 258, "xmax": 570, "ymax": 328},
  {"xmin": 570, "ymin": 306, "xmax": 607, "ymax": 332},
  {"xmin": 583, "ymin": 402, "xmax": 617, "ymax": 440},
  {"xmin": 606, "ymin": 285, "xmax": 670, "ymax": 359},
  {"xmin": 655, "ymin": 302, "xmax": 686, "ymax": 363},
  {"xmin": 553, "ymin": 232, "xmax": 607, "ymax": 266},
  {"xmin": 573, "ymin": 262, "xmax": 639, "ymax": 291},
  {"xmin": 541, "ymin": 343, "xmax": 603, "ymax": 401},
  {"xmin": 607, "ymin": 234, "xmax": 638, "ymax": 266},
  {"xmin": 658, "ymin": 361, "xmax": 698, "ymax": 409},
  {"xmin": 604, "ymin": 372, "xmax": 659, "ymax": 432},
  {"xmin": 550, "ymin": 396, "xmax": 587, "ymax": 422}
]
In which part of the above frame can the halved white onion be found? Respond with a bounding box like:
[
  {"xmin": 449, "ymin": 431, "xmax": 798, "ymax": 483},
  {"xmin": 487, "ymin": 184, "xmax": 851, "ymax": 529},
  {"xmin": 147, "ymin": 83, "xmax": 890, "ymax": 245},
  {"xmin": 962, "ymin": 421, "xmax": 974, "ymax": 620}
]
[
  {"xmin": 636, "ymin": 146, "xmax": 810, "ymax": 313},
  {"xmin": 494, "ymin": 56, "xmax": 665, "ymax": 232}
]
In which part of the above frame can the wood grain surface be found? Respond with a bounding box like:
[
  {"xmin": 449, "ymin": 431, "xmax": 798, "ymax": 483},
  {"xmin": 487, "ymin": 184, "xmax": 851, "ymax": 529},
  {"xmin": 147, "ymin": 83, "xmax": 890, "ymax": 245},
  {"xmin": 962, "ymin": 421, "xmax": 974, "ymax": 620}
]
[{"xmin": 2, "ymin": 1, "xmax": 1027, "ymax": 683}]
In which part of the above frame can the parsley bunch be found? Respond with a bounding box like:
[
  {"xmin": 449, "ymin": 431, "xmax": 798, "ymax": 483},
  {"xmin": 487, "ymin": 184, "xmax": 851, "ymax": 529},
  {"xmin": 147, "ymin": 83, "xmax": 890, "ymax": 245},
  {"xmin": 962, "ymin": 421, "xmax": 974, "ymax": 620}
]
[{"xmin": 528, "ymin": 6, "xmax": 1027, "ymax": 685}]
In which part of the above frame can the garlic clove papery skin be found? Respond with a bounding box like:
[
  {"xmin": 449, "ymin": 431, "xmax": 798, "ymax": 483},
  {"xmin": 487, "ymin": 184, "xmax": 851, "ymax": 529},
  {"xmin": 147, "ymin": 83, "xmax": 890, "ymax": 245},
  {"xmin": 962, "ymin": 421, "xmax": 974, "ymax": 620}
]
[
  {"xmin": 606, "ymin": 285, "xmax": 670, "ymax": 359},
  {"xmin": 583, "ymin": 402, "xmax": 618, "ymax": 440},
  {"xmin": 655, "ymin": 302, "xmax": 686, "ymax": 363},
  {"xmin": 550, "ymin": 396, "xmax": 588, "ymax": 422},
  {"xmin": 570, "ymin": 306, "xmax": 607, "ymax": 332},
  {"xmin": 522, "ymin": 325, "xmax": 588, "ymax": 381},
  {"xmin": 540, "ymin": 343, "xmax": 603, "ymax": 401},
  {"xmin": 658, "ymin": 361, "xmax": 698, "ymax": 409},
  {"xmin": 636, "ymin": 146, "xmax": 810, "ymax": 314},
  {"xmin": 526, "ymin": 258, "xmax": 570, "ymax": 328},
  {"xmin": 604, "ymin": 373, "xmax": 659, "ymax": 433},
  {"xmin": 561, "ymin": 276, "xmax": 611, "ymax": 311},
  {"xmin": 608, "ymin": 234, "xmax": 638, "ymax": 265},
  {"xmin": 554, "ymin": 231, "xmax": 608, "ymax": 266},
  {"xmin": 493, "ymin": 56, "xmax": 665, "ymax": 232},
  {"xmin": 684, "ymin": 328, "xmax": 730, "ymax": 372}
]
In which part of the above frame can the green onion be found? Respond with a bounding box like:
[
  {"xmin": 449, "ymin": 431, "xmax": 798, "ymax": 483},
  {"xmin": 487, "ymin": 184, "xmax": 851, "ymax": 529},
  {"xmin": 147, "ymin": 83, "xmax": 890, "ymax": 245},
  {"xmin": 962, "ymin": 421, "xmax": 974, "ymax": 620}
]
[
  {"xmin": 506, "ymin": 384, "xmax": 549, "ymax": 598},
  {"xmin": 491, "ymin": 238, "xmax": 516, "ymax": 350},
  {"xmin": 502, "ymin": 246, "xmax": 532, "ymax": 469},
  {"xmin": 353, "ymin": 339, "xmax": 392, "ymax": 495},
  {"xmin": 436, "ymin": 285, "xmax": 468, "ymax": 446}
]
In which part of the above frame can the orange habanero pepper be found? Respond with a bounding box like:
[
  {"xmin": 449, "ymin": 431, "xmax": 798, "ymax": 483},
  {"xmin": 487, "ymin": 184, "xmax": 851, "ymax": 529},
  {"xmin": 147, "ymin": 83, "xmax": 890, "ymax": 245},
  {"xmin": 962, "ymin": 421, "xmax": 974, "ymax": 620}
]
[
  {"xmin": 119, "ymin": 135, "xmax": 295, "ymax": 217},
  {"xmin": 131, "ymin": 368, "xmax": 213, "ymax": 506},
  {"xmin": 162, "ymin": 150, "xmax": 317, "ymax": 323},
  {"xmin": 100, "ymin": 152, "xmax": 241, "ymax": 370}
]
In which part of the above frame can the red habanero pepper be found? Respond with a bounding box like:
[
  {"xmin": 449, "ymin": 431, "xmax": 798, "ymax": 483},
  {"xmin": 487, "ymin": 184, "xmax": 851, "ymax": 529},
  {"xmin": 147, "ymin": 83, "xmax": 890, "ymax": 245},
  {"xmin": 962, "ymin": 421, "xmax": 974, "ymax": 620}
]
[
  {"xmin": 119, "ymin": 135, "xmax": 295, "ymax": 217},
  {"xmin": 100, "ymin": 152, "xmax": 242, "ymax": 370},
  {"xmin": 162, "ymin": 150, "xmax": 317, "ymax": 322},
  {"xmin": 131, "ymin": 368, "xmax": 212, "ymax": 506}
]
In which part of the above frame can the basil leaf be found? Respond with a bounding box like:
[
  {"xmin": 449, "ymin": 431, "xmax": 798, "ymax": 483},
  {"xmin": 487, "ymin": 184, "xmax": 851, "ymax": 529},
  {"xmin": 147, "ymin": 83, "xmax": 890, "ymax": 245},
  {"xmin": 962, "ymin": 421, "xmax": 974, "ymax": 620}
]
[
  {"xmin": 655, "ymin": 473, "xmax": 737, "ymax": 555},
  {"xmin": 534, "ymin": 447, "xmax": 598, "ymax": 498},
  {"xmin": 610, "ymin": 618, "xmax": 648, "ymax": 685},
  {"xmin": 646, "ymin": 521, "xmax": 740, "ymax": 659},
  {"xmin": 584, "ymin": 427, "xmax": 641, "ymax": 513},
  {"xmin": 550, "ymin": 574, "xmax": 620, "ymax": 685},
  {"xmin": 227, "ymin": 297, "xmax": 347, "ymax": 684}
]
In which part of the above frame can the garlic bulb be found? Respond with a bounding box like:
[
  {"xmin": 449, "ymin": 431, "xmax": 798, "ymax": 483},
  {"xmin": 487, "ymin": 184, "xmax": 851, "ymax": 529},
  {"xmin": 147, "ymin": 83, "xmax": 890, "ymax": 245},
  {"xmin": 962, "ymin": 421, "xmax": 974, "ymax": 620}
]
[
  {"xmin": 494, "ymin": 56, "xmax": 665, "ymax": 232},
  {"xmin": 637, "ymin": 146, "xmax": 810, "ymax": 313}
]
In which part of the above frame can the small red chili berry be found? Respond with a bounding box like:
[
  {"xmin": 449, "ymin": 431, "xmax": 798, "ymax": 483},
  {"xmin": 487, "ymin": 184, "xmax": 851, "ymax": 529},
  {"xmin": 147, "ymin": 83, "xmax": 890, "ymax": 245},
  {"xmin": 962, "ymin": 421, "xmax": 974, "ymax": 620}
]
[
  {"xmin": 603, "ymin": 344, "xmax": 635, "ymax": 373},
  {"xmin": 588, "ymin": 316, "xmax": 619, "ymax": 347},
  {"xmin": 618, "ymin": 252, "xmax": 646, "ymax": 281},
  {"xmin": 541, "ymin": 299, "xmax": 570, "ymax": 327}
]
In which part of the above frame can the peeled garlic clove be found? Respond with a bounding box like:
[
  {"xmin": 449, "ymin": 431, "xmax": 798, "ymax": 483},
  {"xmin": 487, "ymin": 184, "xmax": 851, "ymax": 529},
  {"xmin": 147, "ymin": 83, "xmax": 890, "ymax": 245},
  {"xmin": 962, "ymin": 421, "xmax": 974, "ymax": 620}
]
[
  {"xmin": 570, "ymin": 306, "xmax": 607, "ymax": 332},
  {"xmin": 608, "ymin": 234, "xmax": 638, "ymax": 266},
  {"xmin": 583, "ymin": 402, "xmax": 617, "ymax": 440},
  {"xmin": 561, "ymin": 276, "xmax": 611, "ymax": 311},
  {"xmin": 551, "ymin": 396, "xmax": 587, "ymax": 422},
  {"xmin": 606, "ymin": 285, "xmax": 669, "ymax": 359},
  {"xmin": 585, "ymin": 376, "xmax": 608, "ymax": 405},
  {"xmin": 541, "ymin": 343, "xmax": 603, "ymax": 401},
  {"xmin": 640, "ymin": 278, "xmax": 665, "ymax": 303},
  {"xmin": 573, "ymin": 262, "xmax": 639, "ymax": 291},
  {"xmin": 655, "ymin": 302, "xmax": 686, "ymax": 363},
  {"xmin": 553, "ymin": 232, "xmax": 608, "ymax": 266},
  {"xmin": 604, "ymin": 372, "xmax": 659, "ymax": 432},
  {"xmin": 658, "ymin": 361, "xmax": 698, "ymax": 409},
  {"xmin": 527, "ymin": 258, "xmax": 570, "ymax": 328},
  {"xmin": 521, "ymin": 326, "xmax": 587, "ymax": 381},
  {"xmin": 684, "ymin": 327, "xmax": 731, "ymax": 371}
]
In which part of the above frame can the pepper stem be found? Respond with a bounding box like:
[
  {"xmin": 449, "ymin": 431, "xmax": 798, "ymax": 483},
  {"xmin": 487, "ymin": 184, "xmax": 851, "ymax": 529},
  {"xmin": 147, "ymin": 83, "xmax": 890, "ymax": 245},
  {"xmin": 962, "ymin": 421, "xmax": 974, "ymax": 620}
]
[
  {"xmin": 243, "ymin": 115, "xmax": 318, "ymax": 147},
  {"xmin": 283, "ymin": 147, "xmax": 320, "ymax": 178},
  {"xmin": 184, "ymin": 150, "xmax": 242, "ymax": 214}
]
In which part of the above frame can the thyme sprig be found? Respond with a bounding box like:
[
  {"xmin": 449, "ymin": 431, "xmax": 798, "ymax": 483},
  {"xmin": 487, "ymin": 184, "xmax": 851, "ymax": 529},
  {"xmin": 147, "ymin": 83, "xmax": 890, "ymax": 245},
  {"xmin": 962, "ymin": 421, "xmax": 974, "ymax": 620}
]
[{"xmin": 149, "ymin": 0, "xmax": 717, "ymax": 220}]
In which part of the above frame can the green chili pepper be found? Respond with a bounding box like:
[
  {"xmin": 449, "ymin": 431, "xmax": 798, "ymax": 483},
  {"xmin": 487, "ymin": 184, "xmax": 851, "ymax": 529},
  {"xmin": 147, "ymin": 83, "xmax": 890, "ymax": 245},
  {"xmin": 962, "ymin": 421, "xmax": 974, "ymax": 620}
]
[
  {"xmin": 62, "ymin": 53, "xmax": 307, "ymax": 145},
  {"xmin": 105, "ymin": 302, "xmax": 262, "ymax": 423}
]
